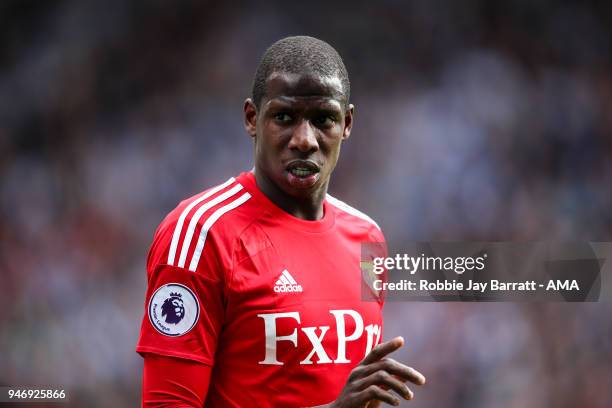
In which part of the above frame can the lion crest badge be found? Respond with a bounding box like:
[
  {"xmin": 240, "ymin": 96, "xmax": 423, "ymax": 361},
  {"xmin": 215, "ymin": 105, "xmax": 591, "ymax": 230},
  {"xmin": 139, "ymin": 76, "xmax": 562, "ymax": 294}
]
[{"xmin": 148, "ymin": 283, "xmax": 200, "ymax": 336}]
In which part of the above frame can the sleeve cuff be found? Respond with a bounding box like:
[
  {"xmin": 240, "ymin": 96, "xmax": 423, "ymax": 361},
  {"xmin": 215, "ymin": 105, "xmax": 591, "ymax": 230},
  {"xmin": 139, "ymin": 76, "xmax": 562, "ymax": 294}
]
[{"xmin": 136, "ymin": 346, "xmax": 214, "ymax": 366}]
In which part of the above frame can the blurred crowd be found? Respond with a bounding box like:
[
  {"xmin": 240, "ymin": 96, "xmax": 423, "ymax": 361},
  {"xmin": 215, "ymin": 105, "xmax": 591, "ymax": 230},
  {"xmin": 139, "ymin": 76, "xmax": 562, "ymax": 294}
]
[{"xmin": 1, "ymin": 0, "xmax": 611, "ymax": 406}]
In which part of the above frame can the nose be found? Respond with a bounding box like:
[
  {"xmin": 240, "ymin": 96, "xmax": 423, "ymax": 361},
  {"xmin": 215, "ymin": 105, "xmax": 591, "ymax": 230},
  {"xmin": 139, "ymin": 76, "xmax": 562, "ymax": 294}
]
[{"xmin": 288, "ymin": 120, "xmax": 319, "ymax": 153}]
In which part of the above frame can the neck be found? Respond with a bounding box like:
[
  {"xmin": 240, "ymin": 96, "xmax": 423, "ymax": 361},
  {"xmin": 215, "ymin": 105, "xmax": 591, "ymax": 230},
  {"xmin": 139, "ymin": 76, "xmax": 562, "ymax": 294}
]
[{"xmin": 254, "ymin": 170, "xmax": 327, "ymax": 221}]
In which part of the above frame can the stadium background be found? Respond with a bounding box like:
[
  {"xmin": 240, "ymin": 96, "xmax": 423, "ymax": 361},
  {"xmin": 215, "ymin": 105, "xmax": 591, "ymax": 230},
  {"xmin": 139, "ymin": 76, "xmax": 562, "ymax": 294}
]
[{"xmin": 1, "ymin": 0, "xmax": 611, "ymax": 406}]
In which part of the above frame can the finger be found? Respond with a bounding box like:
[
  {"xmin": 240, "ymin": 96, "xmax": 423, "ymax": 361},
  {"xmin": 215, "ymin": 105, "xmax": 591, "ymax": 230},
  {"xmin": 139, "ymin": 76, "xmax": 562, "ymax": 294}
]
[
  {"xmin": 355, "ymin": 370, "xmax": 414, "ymax": 400},
  {"xmin": 361, "ymin": 336, "xmax": 404, "ymax": 365},
  {"xmin": 359, "ymin": 385, "xmax": 400, "ymax": 406},
  {"xmin": 361, "ymin": 359, "xmax": 426, "ymax": 385}
]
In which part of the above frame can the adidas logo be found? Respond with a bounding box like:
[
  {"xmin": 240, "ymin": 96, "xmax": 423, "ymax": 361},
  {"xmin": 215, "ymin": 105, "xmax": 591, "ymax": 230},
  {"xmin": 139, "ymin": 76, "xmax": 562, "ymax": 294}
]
[{"xmin": 274, "ymin": 269, "xmax": 303, "ymax": 293}]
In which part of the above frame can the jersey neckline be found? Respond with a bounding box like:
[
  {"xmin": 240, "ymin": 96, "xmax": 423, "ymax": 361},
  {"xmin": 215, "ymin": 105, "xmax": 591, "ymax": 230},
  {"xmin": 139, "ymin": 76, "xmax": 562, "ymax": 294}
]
[{"xmin": 237, "ymin": 171, "xmax": 336, "ymax": 233}]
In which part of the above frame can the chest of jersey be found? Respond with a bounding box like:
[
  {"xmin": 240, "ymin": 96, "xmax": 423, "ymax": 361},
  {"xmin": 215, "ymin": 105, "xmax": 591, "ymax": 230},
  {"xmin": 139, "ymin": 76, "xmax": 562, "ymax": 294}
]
[{"xmin": 209, "ymin": 224, "xmax": 383, "ymax": 406}]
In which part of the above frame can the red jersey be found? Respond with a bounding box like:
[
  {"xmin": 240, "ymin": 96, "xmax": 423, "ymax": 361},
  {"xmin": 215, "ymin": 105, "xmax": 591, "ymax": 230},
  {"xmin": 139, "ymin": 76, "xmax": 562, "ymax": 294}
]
[{"xmin": 137, "ymin": 171, "xmax": 386, "ymax": 407}]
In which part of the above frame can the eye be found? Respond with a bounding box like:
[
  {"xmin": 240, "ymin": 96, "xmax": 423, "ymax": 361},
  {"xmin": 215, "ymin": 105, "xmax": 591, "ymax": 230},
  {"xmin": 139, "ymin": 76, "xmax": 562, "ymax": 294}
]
[
  {"xmin": 314, "ymin": 115, "xmax": 336, "ymax": 128},
  {"xmin": 274, "ymin": 112, "xmax": 292, "ymax": 123}
]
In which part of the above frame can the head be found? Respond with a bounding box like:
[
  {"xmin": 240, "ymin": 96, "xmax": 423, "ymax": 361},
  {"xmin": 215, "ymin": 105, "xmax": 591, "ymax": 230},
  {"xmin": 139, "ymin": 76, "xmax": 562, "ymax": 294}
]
[{"xmin": 244, "ymin": 36, "xmax": 354, "ymax": 204}]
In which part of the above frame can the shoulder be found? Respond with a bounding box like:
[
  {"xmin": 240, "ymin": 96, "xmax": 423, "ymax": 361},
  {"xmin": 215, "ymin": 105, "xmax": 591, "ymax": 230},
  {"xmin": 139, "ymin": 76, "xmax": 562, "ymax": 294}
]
[
  {"xmin": 326, "ymin": 193, "xmax": 385, "ymax": 241},
  {"xmin": 148, "ymin": 176, "xmax": 262, "ymax": 274}
]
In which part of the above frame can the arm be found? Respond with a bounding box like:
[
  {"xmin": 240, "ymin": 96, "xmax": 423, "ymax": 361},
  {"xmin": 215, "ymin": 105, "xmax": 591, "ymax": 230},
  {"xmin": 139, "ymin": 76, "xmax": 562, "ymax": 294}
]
[
  {"xmin": 315, "ymin": 337, "xmax": 426, "ymax": 408},
  {"xmin": 137, "ymin": 266, "xmax": 224, "ymax": 407},
  {"xmin": 142, "ymin": 353, "xmax": 212, "ymax": 407},
  {"xmin": 139, "ymin": 201, "xmax": 230, "ymax": 407}
]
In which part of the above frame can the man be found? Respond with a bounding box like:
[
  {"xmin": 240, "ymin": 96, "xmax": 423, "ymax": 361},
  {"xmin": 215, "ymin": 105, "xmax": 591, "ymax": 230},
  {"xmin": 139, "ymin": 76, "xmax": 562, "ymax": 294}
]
[{"xmin": 137, "ymin": 36, "xmax": 425, "ymax": 407}]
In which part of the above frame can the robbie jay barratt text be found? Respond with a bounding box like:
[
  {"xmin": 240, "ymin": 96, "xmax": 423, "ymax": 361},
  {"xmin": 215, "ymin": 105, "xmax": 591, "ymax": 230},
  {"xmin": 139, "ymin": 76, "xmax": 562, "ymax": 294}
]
[{"xmin": 373, "ymin": 279, "xmax": 581, "ymax": 292}]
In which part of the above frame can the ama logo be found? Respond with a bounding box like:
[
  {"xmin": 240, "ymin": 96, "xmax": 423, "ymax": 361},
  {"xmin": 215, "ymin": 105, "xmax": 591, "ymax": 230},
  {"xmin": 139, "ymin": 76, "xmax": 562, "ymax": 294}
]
[{"xmin": 149, "ymin": 283, "xmax": 200, "ymax": 337}]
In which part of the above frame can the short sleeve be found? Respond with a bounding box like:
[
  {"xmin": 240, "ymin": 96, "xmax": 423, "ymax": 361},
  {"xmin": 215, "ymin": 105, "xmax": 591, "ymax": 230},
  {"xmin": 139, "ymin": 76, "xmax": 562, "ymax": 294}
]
[
  {"xmin": 136, "ymin": 208, "xmax": 230, "ymax": 366},
  {"xmin": 364, "ymin": 225, "xmax": 388, "ymax": 306},
  {"xmin": 136, "ymin": 263, "xmax": 225, "ymax": 365}
]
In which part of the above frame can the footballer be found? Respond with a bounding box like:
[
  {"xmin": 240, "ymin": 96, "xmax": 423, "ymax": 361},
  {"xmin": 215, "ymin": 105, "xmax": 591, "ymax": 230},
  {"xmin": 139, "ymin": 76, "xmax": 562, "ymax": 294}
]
[{"xmin": 137, "ymin": 36, "xmax": 425, "ymax": 407}]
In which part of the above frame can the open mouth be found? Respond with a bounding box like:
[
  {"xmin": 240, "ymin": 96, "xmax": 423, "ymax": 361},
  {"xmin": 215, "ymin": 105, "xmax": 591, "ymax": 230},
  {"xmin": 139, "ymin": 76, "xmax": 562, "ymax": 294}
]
[{"xmin": 286, "ymin": 160, "xmax": 320, "ymax": 178}]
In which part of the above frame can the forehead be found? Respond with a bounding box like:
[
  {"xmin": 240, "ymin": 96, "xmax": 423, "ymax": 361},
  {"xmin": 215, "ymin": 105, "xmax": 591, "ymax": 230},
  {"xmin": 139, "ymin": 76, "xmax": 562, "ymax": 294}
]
[{"xmin": 262, "ymin": 72, "xmax": 345, "ymax": 107}]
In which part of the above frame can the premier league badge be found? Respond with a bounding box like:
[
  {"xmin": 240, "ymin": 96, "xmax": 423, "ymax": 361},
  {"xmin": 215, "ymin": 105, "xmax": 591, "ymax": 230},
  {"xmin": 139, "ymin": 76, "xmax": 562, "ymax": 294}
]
[{"xmin": 148, "ymin": 283, "xmax": 200, "ymax": 336}]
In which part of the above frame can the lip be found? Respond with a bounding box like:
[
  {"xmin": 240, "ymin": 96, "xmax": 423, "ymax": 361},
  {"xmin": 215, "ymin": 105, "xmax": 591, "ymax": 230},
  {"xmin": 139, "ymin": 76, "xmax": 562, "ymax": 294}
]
[
  {"xmin": 285, "ymin": 159, "xmax": 321, "ymax": 188},
  {"xmin": 285, "ymin": 159, "xmax": 321, "ymax": 173}
]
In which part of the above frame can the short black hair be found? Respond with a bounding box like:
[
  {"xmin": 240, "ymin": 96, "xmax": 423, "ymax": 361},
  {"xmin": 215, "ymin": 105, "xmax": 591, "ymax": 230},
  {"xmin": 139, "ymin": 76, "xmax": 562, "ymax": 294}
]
[{"xmin": 251, "ymin": 36, "xmax": 350, "ymax": 109}]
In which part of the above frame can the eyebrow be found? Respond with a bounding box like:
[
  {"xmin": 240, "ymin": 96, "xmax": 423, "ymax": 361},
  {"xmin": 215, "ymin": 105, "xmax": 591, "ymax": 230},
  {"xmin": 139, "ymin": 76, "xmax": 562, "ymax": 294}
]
[{"xmin": 267, "ymin": 97, "xmax": 343, "ymax": 111}]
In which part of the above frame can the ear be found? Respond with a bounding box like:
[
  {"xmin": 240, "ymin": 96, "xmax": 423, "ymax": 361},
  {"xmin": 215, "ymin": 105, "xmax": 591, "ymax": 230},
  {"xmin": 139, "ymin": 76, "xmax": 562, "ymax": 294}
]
[
  {"xmin": 244, "ymin": 98, "xmax": 257, "ymax": 138},
  {"xmin": 342, "ymin": 104, "xmax": 354, "ymax": 141}
]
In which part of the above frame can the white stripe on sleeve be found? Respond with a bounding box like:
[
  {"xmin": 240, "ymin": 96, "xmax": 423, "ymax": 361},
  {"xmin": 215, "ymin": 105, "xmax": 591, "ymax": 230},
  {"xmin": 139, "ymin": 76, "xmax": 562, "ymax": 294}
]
[
  {"xmin": 326, "ymin": 194, "xmax": 381, "ymax": 231},
  {"xmin": 168, "ymin": 177, "xmax": 235, "ymax": 265},
  {"xmin": 177, "ymin": 184, "xmax": 244, "ymax": 268},
  {"xmin": 188, "ymin": 192, "xmax": 251, "ymax": 272}
]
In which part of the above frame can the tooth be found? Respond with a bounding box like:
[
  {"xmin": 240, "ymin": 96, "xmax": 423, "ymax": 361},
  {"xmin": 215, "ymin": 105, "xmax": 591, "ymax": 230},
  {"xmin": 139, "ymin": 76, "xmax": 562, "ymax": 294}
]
[{"xmin": 291, "ymin": 167, "xmax": 313, "ymax": 177}]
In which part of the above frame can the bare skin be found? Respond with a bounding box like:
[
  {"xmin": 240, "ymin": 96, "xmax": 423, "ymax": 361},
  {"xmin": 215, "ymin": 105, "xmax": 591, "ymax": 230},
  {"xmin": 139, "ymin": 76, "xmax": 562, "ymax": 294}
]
[
  {"xmin": 244, "ymin": 72, "xmax": 352, "ymax": 221},
  {"xmin": 313, "ymin": 337, "xmax": 426, "ymax": 407}
]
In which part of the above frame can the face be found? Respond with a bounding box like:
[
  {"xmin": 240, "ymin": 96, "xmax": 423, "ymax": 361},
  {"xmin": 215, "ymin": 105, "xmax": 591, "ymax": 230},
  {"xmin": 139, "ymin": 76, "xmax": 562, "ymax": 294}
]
[{"xmin": 244, "ymin": 72, "xmax": 354, "ymax": 202}]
